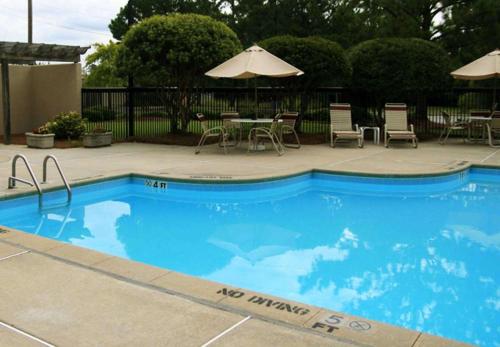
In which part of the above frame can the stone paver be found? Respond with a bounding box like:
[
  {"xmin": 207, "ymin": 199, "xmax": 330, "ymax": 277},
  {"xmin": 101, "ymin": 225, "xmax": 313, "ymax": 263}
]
[
  {"xmin": 413, "ymin": 333, "xmax": 473, "ymax": 347},
  {"xmin": 0, "ymin": 252, "xmax": 244, "ymax": 346},
  {"xmin": 304, "ymin": 309, "xmax": 420, "ymax": 347},
  {"xmin": 45, "ymin": 244, "xmax": 112, "ymax": 266},
  {"xmin": 92, "ymin": 256, "xmax": 170, "ymax": 283},
  {"xmin": 212, "ymin": 318, "xmax": 357, "ymax": 347},
  {"xmin": 1, "ymin": 143, "xmax": 498, "ymax": 198},
  {"xmin": 5, "ymin": 233, "xmax": 62, "ymax": 252},
  {"xmin": 0, "ymin": 243, "xmax": 24, "ymax": 259},
  {"xmin": 0, "ymin": 325, "xmax": 46, "ymax": 347},
  {"xmin": 218, "ymin": 288, "xmax": 322, "ymax": 326},
  {"xmin": 151, "ymin": 271, "xmax": 240, "ymax": 304}
]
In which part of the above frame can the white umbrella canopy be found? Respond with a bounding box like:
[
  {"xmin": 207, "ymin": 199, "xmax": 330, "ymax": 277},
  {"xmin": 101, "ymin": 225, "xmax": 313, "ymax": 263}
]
[
  {"xmin": 205, "ymin": 45, "xmax": 304, "ymax": 79},
  {"xmin": 451, "ymin": 49, "xmax": 500, "ymax": 80},
  {"xmin": 206, "ymin": 45, "xmax": 304, "ymax": 117},
  {"xmin": 451, "ymin": 49, "xmax": 500, "ymax": 108}
]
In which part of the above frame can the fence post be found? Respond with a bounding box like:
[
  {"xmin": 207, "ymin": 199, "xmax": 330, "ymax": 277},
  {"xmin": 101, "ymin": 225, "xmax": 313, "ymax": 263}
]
[{"xmin": 128, "ymin": 80, "xmax": 135, "ymax": 137}]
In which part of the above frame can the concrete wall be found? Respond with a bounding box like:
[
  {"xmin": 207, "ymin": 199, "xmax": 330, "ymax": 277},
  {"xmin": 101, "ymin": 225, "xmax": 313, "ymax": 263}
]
[{"xmin": 0, "ymin": 63, "xmax": 82, "ymax": 135}]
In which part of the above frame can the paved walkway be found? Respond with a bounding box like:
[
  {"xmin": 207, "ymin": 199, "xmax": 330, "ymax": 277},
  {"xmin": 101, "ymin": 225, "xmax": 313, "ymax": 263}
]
[{"xmin": 1, "ymin": 141, "xmax": 494, "ymax": 346}]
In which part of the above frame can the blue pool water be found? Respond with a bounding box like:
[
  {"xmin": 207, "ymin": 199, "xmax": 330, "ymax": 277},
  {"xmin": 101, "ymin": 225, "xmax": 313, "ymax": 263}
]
[{"xmin": 0, "ymin": 169, "xmax": 499, "ymax": 346}]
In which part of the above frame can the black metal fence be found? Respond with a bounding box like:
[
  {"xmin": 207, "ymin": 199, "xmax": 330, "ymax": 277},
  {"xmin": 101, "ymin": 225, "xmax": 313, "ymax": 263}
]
[{"xmin": 82, "ymin": 87, "xmax": 497, "ymax": 141}]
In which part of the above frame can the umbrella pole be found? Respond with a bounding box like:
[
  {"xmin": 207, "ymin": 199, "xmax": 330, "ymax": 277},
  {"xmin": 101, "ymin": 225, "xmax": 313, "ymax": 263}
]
[
  {"xmin": 254, "ymin": 78, "xmax": 258, "ymax": 119},
  {"xmin": 494, "ymin": 78, "xmax": 497, "ymax": 110}
]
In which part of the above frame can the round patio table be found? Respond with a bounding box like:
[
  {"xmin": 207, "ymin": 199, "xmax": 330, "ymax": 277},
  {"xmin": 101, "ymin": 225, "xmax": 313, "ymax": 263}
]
[
  {"xmin": 230, "ymin": 119, "xmax": 282, "ymax": 150},
  {"xmin": 468, "ymin": 116, "xmax": 492, "ymax": 142}
]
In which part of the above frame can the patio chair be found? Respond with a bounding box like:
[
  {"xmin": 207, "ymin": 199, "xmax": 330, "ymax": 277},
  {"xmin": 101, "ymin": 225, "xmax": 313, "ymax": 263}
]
[
  {"xmin": 221, "ymin": 112, "xmax": 242, "ymax": 146},
  {"xmin": 384, "ymin": 103, "xmax": 418, "ymax": 148},
  {"xmin": 275, "ymin": 112, "xmax": 300, "ymax": 148},
  {"xmin": 439, "ymin": 111, "xmax": 469, "ymax": 144},
  {"xmin": 248, "ymin": 119, "xmax": 285, "ymax": 156},
  {"xmin": 486, "ymin": 111, "xmax": 500, "ymax": 148},
  {"xmin": 329, "ymin": 103, "xmax": 363, "ymax": 148},
  {"xmin": 195, "ymin": 113, "xmax": 229, "ymax": 154}
]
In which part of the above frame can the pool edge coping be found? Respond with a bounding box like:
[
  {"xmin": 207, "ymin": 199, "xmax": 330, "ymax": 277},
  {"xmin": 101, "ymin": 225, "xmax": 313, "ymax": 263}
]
[{"xmin": 1, "ymin": 162, "xmax": 499, "ymax": 202}]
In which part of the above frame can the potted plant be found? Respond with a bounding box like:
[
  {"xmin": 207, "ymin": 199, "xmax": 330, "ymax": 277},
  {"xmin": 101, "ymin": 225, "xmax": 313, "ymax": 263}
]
[
  {"xmin": 25, "ymin": 124, "xmax": 55, "ymax": 149},
  {"xmin": 83, "ymin": 127, "xmax": 113, "ymax": 148}
]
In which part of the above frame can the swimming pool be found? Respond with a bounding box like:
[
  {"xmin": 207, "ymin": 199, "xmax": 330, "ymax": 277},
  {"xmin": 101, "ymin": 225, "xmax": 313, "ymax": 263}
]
[{"xmin": 0, "ymin": 168, "xmax": 498, "ymax": 346}]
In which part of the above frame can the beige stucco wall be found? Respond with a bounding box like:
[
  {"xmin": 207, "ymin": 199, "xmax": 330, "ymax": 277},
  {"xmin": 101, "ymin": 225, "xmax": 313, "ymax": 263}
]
[{"xmin": 0, "ymin": 63, "xmax": 81, "ymax": 135}]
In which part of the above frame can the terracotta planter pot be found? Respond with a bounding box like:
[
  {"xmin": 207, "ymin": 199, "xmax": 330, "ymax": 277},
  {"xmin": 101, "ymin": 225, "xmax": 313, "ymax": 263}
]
[
  {"xmin": 25, "ymin": 133, "xmax": 55, "ymax": 149},
  {"xmin": 83, "ymin": 132, "xmax": 113, "ymax": 148}
]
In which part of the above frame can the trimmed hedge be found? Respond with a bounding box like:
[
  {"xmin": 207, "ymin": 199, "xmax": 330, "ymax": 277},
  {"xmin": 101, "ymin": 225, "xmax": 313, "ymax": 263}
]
[{"xmin": 83, "ymin": 107, "xmax": 117, "ymax": 122}]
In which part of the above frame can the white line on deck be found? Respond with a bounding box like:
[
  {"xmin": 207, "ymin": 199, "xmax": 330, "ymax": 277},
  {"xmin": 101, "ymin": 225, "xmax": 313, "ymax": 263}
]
[
  {"xmin": 0, "ymin": 321, "xmax": 55, "ymax": 347},
  {"xmin": 0, "ymin": 250, "xmax": 29, "ymax": 262},
  {"xmin": 200, "ymin": 316, "xmax": 252, "ymax": 347},
  {"xmin": 480, "ymin": 149, "xmax": 499, "ymax": 163}
]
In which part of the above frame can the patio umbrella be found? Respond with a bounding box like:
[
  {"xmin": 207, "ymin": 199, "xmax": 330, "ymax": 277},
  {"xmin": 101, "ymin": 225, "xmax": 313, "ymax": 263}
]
[
  {"xmin": 205, "ymin": 45, "xmax": 304, "ymax": 116},
  {"xmin": 451, "ymin": 49, "xmax": 500, "ymax": 108}
]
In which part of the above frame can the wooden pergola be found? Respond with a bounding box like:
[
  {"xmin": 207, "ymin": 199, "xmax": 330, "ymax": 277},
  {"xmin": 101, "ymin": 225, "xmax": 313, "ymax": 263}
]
[{"xmin": 1, "ymin": 41, "xmax": 89, "ymax": 144}]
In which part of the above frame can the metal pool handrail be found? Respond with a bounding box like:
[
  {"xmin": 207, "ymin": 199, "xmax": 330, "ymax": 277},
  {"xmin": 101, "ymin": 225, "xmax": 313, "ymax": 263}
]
[
  {"xmin": 8, "ymin": 154, "xmax": 42, "ymax": 193},
  {"xmin": 42, "ymin": 155, "xmax": 72, "ymax": 203},
  {"xmin": 8, "ymin": 154, "xmax": 43, "ymax": 207}
]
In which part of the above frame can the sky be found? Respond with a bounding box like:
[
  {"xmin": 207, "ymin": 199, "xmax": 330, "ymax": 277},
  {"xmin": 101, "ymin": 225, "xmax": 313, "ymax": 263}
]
[{"xmin": 0, "ymin": 0, "xmax": 128, "ymax": 64}]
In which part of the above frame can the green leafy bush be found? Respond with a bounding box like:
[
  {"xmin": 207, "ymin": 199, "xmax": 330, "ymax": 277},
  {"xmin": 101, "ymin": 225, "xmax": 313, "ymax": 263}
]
[
  {"xmin": 47, "ymin": 111, "xmax": 86, "ymax": 139},
  {"xmin": 259, "ymin": 36, "xmax": 351, "ymax": 88},
  {"xmin": 349, "ymin": 38, "xmax": 451, "ymax": 101},
  {"xmin": 118, "ymin": 13, "xmax": 241, "ymax": 132},
  {"xmin": 83, "ymin": 107, "xmax": 117, "ymax": 122},
  {"xmin": 138, "ymin": 110, "xmax": 169, "ymax": 118}
]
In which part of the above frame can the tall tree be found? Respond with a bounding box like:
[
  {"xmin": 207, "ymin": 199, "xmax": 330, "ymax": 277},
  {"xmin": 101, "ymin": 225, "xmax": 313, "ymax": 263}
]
[
  {"xmin": 439, "ymin": 0, "xmax": 500, "ymax": 67},
  {"xmin": 84, "ymin": 42, "xmax": 126, "ymax": 87},
  {"xmin": 109, "ymin": 0, "xmax": 223, "ymax": 40},
  {"xmin": 117, "ymin": 14, "xmax": 241, "ymax": 132},
  {"xmin": 260, "ymin": 35, "xmax": 352, "ymax": 129},
  {"xmin": 350, "ymin": 38, "xmax": 451, "ymax": 124},
  {"xmin": 358, "ymin": 0, "xmax": 468, "ymax": 40}
]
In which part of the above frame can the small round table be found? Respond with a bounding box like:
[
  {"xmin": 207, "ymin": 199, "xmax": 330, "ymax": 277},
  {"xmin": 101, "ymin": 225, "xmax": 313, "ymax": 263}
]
[{"xmin": 360, "ymin": 126, "xmax": 380, "ymax": 145}]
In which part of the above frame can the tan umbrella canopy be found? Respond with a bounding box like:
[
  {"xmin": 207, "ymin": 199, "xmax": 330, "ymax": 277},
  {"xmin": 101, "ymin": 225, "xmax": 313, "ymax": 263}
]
[
  {"xmin": 206, "ymin": 45, "xmax": 304, "ymax": 117},
  {"xmin": 206, "ymin": 45, "xmax": 304, "ymax": 79},
  {"xmin": 451, "ymin": 49, "xmax": 500, "ymax": 107}
]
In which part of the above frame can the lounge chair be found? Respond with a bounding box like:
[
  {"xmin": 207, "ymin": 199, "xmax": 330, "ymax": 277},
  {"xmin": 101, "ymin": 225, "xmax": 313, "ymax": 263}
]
[
  {"xmin": 486, "ymin": 111, "xmax": 500, "ymax": 147},
  {"xmin": 439, "ymin": 111, "xmax": 469, "ymax": 144},
  {"xmin": 248, "ymin": 119, "xmax": 285, "ymax": 156},
  {"xmin": 221, "ymin": 112, "xmax": 242, "ymax": 146},
  {"xmin": 275, "ymin": 112, "xmax": 300, "ymax": 148},
  {"xmin": 195, "ymin": 113, "xmax": 229, "ymax": 154},
  {"xmin": 329, "ymin": 103, "xmax": 363, "ymax": 148},
  {"xmin": 384, "ymin": 103, "xmax": 418, "ymax": 148}
]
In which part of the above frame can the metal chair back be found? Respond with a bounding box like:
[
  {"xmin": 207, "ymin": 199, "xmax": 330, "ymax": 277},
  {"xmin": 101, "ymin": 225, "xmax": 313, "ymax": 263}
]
[
  {"xmin": 196, "ymin": 113, "xmax": 209, "ymax": 132},
  {"xmin": 385, "ymin": 103, "xmax": 408, "ymax": 131},
  {"xmin": 330, "ymin": 103, "xmax": 353, "ymax": 131}
]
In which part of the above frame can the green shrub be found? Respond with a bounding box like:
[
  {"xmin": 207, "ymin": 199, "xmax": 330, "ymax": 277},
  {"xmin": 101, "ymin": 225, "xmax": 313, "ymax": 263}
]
[
  {"xmin": 349, "ymin": 38, "xmax": 451, "ymax": 101},
  {"xmin": 138, "ymin": 110, "xmax": 169, "ymax": 118},
  {"xmin": 82, "ymin": 107, "xmax": 117, "ymax": 122},
  {"xmin": 457, "ymin": 92, "xmax": 492, "ymax": 110},
  {"xmin": 259, "ymin": 36, "xmax": 351, "ymax": 88},
  {"xmin": 47, "ymin": 111, "xmax": 86, "ymax": 139}
]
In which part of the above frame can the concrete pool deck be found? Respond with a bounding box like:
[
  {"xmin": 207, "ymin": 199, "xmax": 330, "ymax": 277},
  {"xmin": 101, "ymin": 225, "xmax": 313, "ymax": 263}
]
[{"xmin": 1, "ymin": 141, "xmax": 497, "ymax": 346}]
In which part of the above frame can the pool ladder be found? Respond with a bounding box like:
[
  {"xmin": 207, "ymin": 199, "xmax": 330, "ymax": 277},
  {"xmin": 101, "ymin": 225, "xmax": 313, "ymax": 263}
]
[{"xmin": 8, "ymin": 154, "xmax": 72, "ymax": 206}]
